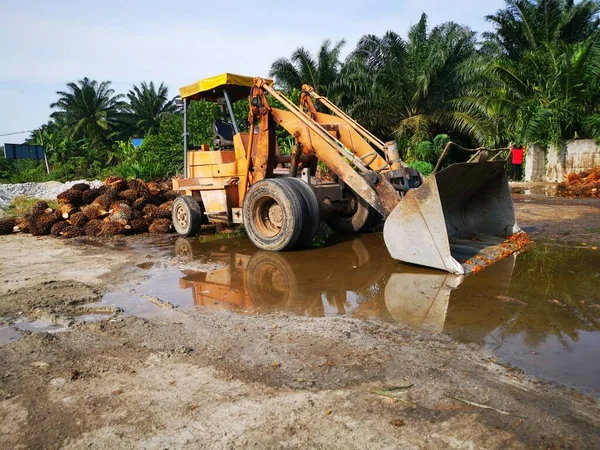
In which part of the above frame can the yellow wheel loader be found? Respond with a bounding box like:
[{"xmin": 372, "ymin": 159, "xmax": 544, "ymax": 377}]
[{"xmin": 172, "ymin": 73, "xmax": 522, "ymax": 275}]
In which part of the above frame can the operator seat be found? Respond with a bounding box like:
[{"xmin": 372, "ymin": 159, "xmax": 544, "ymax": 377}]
[{"xmin": 213, "ymin": 119, "xmax": 235, "ymax": 149}]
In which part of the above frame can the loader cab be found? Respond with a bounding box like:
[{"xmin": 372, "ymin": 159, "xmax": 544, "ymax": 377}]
[
  {"xmin": 176, "ymin": 73, "xmax": 273, "ymax": 176},
  {"xmin": 172, "ymin": 73, "xmax": 274, "ymax": 228},
  {"xmin": 213, "ymin": 97, "xmax": 236, "ymax": 149}
]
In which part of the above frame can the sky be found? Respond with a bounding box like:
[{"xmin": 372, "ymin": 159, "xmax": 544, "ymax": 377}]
[{"xmin": 0, "ymin": 0, "xmax": 505, "ymax": 143}]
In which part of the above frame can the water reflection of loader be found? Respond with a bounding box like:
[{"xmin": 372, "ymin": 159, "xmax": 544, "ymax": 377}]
[
  {"xmin": 175, "ymin": 235, "xmax": 518, "ymax": 331},
  {"xmin": 175, "ymin": 235, "xmax": 388, "ymax": 316}
]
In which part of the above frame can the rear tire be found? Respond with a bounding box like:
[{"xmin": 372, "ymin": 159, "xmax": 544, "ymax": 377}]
[
  {"xmin": 326, "ymin": 187, "xmax": 370, "ymax": 234},
  {"xmin": 172, "ymin": 196, "xmax": 203, "ymax": 237},
  {"xmin": 242, "ymin": 179, "xmax": 304, "ymax": 251},
  {"xmin": 278, "ymin": 177, "xmax": 321, "ymax": 247}
]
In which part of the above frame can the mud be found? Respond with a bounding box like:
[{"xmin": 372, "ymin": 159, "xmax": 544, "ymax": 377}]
[
  {"xmin": 0, "ymin": 281, "xmax": 102, "ymax": 318},
  {"xmin": 0, "ymin": 195, "xmax": 599, "ymax": 449}
]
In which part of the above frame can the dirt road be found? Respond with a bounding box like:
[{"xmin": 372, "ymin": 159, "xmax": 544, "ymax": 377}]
[{"xmin": 1, "ymin": 195, "xmax": 599, "ymax": 449}]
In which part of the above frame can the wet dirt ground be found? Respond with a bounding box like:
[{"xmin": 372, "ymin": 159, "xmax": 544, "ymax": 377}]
[{"xmin": 1, "ymin": 191, "xmax": 600, "ymax": 449}]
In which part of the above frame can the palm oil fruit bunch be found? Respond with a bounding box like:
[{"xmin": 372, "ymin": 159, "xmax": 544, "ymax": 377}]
[
  {"xmin": 3, "ymin": 178, "xmax": 181, "ymax": 239},
  {"xmin": 556, "ymin": 167, "xmax": 600, "ymax": 198}
]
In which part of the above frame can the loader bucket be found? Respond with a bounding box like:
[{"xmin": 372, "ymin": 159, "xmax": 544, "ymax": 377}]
[{"xmin": 383, "ymin": 160, "xmax": 521, "ymax": 274}]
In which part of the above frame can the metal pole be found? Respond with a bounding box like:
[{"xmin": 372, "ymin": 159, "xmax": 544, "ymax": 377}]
[
  {"xmin": 183, "ymin": 98, "xmax": 188, "ymax": 178},
  {"xmin": 222, "ymin": 89, "xmax": 239, "ymax": 134},
  {"xmin": 243, "ymin": 121, "xmax": 255, "ymax": 196},
  {"xmin": 38, "ymin": 130, "xmax": 50, "ymax": 174}
]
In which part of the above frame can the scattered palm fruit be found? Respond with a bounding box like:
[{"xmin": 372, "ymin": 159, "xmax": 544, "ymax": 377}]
[
  {"xmin": 0, "ymin": 217, "xmax": 16, "ymax": 235},
  {"xmin": 68, "ymin": 212, "xmax": 88, "ymax": 228},
  {"xmin": 556, "ymin": 167, "xmax": 600, "ymax": 198},
  {"xmin": 149, "ymin": 218, "xmax": 172, "ymax": 234}
]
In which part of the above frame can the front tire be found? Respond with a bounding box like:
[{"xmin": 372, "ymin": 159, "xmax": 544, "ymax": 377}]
[
  {"xmin": 278, "ymin": 177, "xmax": 321, "ymax": 247},
  {"xmin": 242, "ymin": 179, "xmax": 304, "ymax": 251},
  {"xmin": 325, "ymin": 187, "xmax": 370, "ymax": 234},
  {"xmin": 172, "ymin": 196, "xmax": 203, "ymax": 237}
]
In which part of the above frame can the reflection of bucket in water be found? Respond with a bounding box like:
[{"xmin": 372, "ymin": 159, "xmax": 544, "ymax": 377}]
[
  {"xmin": 383, "ymin": 254, "xmax": 517, "ymax": 333},
  {"xmin": 384, "ymin": 271, "xmax": 463, "ymax": 332}
]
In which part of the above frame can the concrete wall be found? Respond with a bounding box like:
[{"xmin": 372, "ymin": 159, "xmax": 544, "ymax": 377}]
[
  {"xmin": 524, "ymin": 144, "xmax": 545, "ymax": 182},
  {"xmin": 546, "ymin": 145, "xmax": 566, "ymax": 182},
  {"xmin": 563, "ymin": 140, "xmax": 600, "ymax": 175},
  {"xmin": 525, "ymin": 139, "xmax": 600, "ymax": 182}
]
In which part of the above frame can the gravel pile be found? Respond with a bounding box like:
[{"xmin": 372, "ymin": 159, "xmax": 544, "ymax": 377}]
[{"xmin": 0, "ymin": 180, "xmax": 103, "ymax": 210}]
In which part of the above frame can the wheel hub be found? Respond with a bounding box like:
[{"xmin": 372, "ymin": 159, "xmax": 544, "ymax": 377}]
[
  {"xmin": 340, "ymin": 191, "xmax": 358, "ymax": 217},
  {"xmin": 254, "ymin": 197, "xmax": 284, "ymax": 238},
  {"xmin": 267, "ymin": 204, "xmax": 283, "ymax": 227},
  {"xmin": 175, "ymin": 204, "xmax": 189, "ymax": 229}
]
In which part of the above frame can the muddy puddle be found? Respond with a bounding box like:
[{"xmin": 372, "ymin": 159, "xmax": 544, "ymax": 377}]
[
  {"xmin": 0, "ymin": 314, "xmax": 113, "ymax": 344},
  {"xmin": 117, "ymin": 233, "xmax": 597, "ymax": 392},
  {"xmin": 510, "ymin": 185, "xmax": 556, "ymax": 197},
  {"xmin": 58, "ymin": 231, "xmax": 598, "ymax": 391}
]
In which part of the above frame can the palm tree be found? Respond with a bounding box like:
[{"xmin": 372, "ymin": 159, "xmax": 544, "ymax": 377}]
[
  {"xmin": 483, "ymin": 0, "xmax": 600, "ymax": 60},
  {"xmin": 125, "ymin": 81, "xmax": 175, "ymax": 136},
  {"xmin": 269, "ymin": 39, "xmax": 345, "ymax": 94},
  {"xmin": 480, "ymin": 0, "xmax": 600, "ymax": 146},
  {"xmin": 50, "ymin": 78, "xmax": 125, "ymax": 147},
  {"xmin": 333, "ymin": 14, "xmax": 489, "ymax": 148}
]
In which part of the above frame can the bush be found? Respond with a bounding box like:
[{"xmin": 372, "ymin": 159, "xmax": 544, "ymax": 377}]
[
  {"xmin": 1, "ymin": 159, "xmax": 50, "ymax": 183},
  {"xmin": 416, "ymin": 141, "xmax": 435, "ymax": 162},
  {"xmin": 408, "ymin": 160, "xmax": 434, "ymax": 176}
]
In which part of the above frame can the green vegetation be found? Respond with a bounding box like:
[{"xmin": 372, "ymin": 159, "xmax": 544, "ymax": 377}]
[
  {"xmin": 5, "ymin": 196, "xmax": 59, "ymax": 217},
  {"xmin": 3, "ymin": 1, "xmax": 599, "ymax": 184}
]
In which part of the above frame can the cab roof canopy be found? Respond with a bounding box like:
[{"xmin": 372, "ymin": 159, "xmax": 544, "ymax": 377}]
[{"xmin": 179, "ymin": 73, "xmax": 273, "ymax": 103}]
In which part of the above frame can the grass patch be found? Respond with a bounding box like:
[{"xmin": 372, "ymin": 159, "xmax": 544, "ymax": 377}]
[
  {"xmin": 196, "ymin": 227, "xmax": 246, "ymax": 243},
  {"xmin": 5, "ymin": 196, "xmax": 59, "ymax": 217},
  {"xmin": 589, "ymin": 227, "xmax": 600, "ymax": 234}
]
